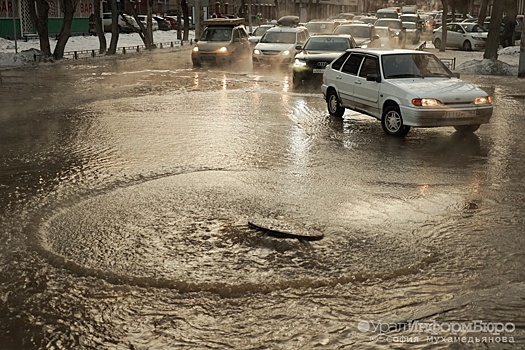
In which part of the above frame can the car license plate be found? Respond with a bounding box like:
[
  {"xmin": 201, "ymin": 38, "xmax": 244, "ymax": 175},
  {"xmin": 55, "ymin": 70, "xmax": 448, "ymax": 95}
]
[
  {"xmin": 313, "ymin": 68, "xmax": 325, "ymax": 73},
  {"xmin": 445, "ymin": 110, "xmax": 476, "ymax": 118}
]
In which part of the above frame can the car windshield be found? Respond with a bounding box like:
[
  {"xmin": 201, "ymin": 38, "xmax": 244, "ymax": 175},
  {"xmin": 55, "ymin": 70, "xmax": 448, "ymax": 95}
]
[
  {"xmin": 303, "ymin": 37, "xmax": 352, "ymax": 51},
  {"xmin": 334, "ymin": 25, "xmax": 370, "ymax": 37},
  {"xmin": 375, "ymin": 19, "xmax": 403, "ymax": 29},
  {"xmin": 252, "ymin": 26, "xmax": 272, "ymax": 36},
  {"xmin": 260, "ymin": 31, "xmax": 297, "ymax": 44},
  {"xmin": 462, "ymin": 23, "xmax": 487, "ymax": 33},
  {"xmin": 200, "ymin": 27, "xmax": 232, "ymax": 41},
  {"xmin": 403, "ymin": 22, "xmax": 417, "ymax": 29},
  {"xmin": 382, "ymin": 53, "xmax": 455, "ymax": 79},
  {"xmin": 372, "ymin": 27, "xmax": 389, "ymax": 37},
  {"xmin": 305, "ymin": 22, "xmax": 336, "ymax": 34}
]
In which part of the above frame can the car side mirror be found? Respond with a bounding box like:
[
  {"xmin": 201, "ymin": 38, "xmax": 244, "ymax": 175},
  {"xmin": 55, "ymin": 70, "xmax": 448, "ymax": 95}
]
[
  {"xmin": 234, "ymin": 38, "xmax": 241, "ymax": 42},
  {"xmin": 366, "ymin": 74, "xmax": 381, "ymax": 82},
  {"xmin": 373, "ymin": 34, "xmax": 380, "ymax": 39},
  {"xmin": 194, "ymin": 39, "xmax": 199, "ymax": 42},
  {"xmin": 295, "ymin": 44, "xmax": 303, "ymax": 50}
]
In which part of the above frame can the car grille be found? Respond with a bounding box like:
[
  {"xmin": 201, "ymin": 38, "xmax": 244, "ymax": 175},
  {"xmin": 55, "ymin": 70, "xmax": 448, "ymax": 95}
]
[
  {"xmin": 261, "ymin": 50, "xmax": 280, "ymax": 55},
  {"xmin": 306, "ymin": 60, "xmax": 331, "ymax": 68}
]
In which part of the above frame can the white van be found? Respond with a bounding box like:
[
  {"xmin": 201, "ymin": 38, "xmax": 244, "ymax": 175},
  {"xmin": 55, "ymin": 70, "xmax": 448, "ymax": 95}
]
[{"xmin": 102, "ymin": 13, "xmax": 139, "ymax": 33}]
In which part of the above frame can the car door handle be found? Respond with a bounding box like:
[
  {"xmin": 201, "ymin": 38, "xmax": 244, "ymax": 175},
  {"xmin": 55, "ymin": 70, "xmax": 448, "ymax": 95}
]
[
  {"xmin": 355, "ymin": 81, "xmax": 362, "ymax": 84},
  {"xmin": 336, "ymin": 75, "xmax": 342, "ymax": 79}
]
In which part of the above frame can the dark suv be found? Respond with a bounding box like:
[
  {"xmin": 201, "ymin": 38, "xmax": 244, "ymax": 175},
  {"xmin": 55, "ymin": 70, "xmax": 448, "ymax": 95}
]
[{"xmin": 191, "ymin": 18, "xmax": 251, "ymax": 66}]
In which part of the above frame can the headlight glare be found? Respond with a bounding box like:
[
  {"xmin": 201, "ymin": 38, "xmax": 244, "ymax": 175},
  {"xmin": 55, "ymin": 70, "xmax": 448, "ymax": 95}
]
[
  {"xmin": 475, "ymin": 96, "xmax": 492, "ymax": 105},
  {"xmin": 281, "ymin": 50, "xmax": 290, "ymax": 56},
  {"xmin": 253, "ymin": 49, "xmax": 261, "ymax": 55},
  {"xmin": 192, "ymin": 46, "xmax": 199, "ymax": 52},
  {"xmin": 294, "ymin": 59, "xmax": 307, "ymax": 66},
  {"xmin": 412, "ymin": 98, "xmax": 443, "ymax": 107},
  {"xmin": 218, "ymin": 47, "xmax": 228, "ymax": 53}
]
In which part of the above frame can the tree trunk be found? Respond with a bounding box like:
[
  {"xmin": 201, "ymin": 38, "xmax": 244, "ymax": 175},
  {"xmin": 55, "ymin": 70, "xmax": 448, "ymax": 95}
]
[
  {"xmin": 518, "ymin": 26, "xmax": 525, "ymax": 78},
  {"xmin": 181, "ymin": 0, "xmax": 189, "ymax": 41},
  {"xmin": 53, "ymin": 0, "xmax": 79, "ymax": 60},
  {"xmin": 440, "ymin": 0, "xmax": 448, "ymax": 52},
  {"xmin": 107, "ymin": 0, "xmax": 119, "ymax": 55},
  {"xmin": 94, "ymin": 0, "xmax": 106, "ymax": 54},
  {"xmin": 147, "ymin": 0, "xmax": 155, "ymax": 48},
  {"xmin": 483, "ymin": 0, "xmax": 504, "ymax": 59},
  {"xmin": 128, "ymin": 4, "xmax": 150, "ymax": 49},
  {"xmin": 478, "ymin": 0, "xmax": 488, "ymax": 25},
  {"xmin": 28, "ymin": 0, "xmax": 52, "ymax": 57}
]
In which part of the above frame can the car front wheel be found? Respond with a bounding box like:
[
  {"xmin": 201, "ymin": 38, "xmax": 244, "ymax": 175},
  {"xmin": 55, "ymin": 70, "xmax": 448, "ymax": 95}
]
[
  {"xmin": 381, "ymin": 105, "xmax": 410, "ymax": 137},
  {"xmin": 327, "ymin": 90, "xmax": 345, "ymax": 118},
  {"xmin": 434, "ymin": 38, "xmax": 441, "ymax": 49},
  {"xmin": 454, "ymin": 124, "xmax": 480, "ymax": 133},
  {"xmin": 462, "ymin": 40, "xmax": 472, "ymax": 51}
]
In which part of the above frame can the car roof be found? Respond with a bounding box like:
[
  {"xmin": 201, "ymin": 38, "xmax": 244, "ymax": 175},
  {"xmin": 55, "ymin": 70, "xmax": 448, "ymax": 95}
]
[
  {"xmin": 309, "ymin": 34, "xmax": 354, "ymax": 39},
  {"xmin": 266, "ymin": 26, "xmax": 306, "ymax": 33},
  {"xmin": 346, "ymin": 48, "xmax": 430, "ymax": 55},
  {"xmin": 338, "ymin": 23, "xmax": 372, "ymax": 27}
]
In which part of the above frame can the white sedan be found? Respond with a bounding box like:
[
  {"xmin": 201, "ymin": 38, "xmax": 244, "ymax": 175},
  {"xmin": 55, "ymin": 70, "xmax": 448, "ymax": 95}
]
[
  {"xmin": 432, "ymin": 22, "xmax": 488, "ymax": 51},
  {"xmin": 321, "ymin": 49, "xmax": 493, "ymax": 137}
]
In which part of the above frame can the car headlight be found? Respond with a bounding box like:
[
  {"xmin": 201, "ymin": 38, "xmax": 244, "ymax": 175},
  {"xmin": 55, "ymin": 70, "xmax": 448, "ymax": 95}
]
[
  {"xmin": 253, "ymin": 49, "xmax": 261, "ymax": 55},
  {"xmin": 293, "ymin": 58, "xmax": 307, "ymax": 66},
  {"xmin": 281, "ymin": 50, "xmax": 291, "ymax": 56},
  {"xmin": 411, "ymin": 98, "xmax": 443, "ymax": 107},
  {"xmin": 218, "ymin": 47, "xmax": 228, "ymax": 53},
  {"xmin": 472, "ymin": 36, "xmax": 485, "ymax": 41},
  {"xmin": 475, "ymin": 96, "xmax": 492, "ymax": 105},
  {"xmin": 192, "ymin": 46, "xmax": 199, "ymax": 52}
]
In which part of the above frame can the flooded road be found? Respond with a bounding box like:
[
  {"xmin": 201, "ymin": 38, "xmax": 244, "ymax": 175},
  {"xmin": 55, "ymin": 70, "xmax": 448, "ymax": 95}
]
[{"xmin": 1, "ymin": 48, "xmax": 524, "ymax": 349}]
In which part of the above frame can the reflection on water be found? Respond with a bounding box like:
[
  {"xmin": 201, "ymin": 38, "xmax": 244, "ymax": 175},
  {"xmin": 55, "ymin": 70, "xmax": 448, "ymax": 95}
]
[{"xmin": 0, "ymin": 55, "xmax": 524, "ymax": 348}]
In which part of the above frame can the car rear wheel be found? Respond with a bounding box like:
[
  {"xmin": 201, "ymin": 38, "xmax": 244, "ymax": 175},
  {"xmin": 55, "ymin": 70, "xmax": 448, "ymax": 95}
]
[
  {"xmin": 454, "ymin": 124, "xmax": 480, "ymax": 133},
  {"xmin": 462, "ymin": 40, "xmax": 472, "ymax": 51},
  {"xmin": 381, "ymin": 105, "xmax": 410, "ymax": 137},
  {"xmin": 327, "ymin": 90, "xmax": 345, "ymax": 118},
  {"xmin": 434, "ymin": 38, "xmax": 441, "ymax": 49}
]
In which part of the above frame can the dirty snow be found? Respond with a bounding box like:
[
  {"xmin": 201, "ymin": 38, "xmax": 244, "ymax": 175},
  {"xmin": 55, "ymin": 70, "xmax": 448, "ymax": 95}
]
[{"xmin": 0, "ymin": 31, "xmax": 523, "ymax": 76}]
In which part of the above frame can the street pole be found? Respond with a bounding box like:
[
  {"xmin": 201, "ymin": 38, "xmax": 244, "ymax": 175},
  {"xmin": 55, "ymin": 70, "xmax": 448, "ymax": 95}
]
[
  {"xmin": 519, "ymin": 27, "xmax": 525, "ymax": 78},
  {"xmin": 248, "ymin": 0, "xmax": 252, "ymax": 33},
  {"xmin": 195, "ymin": 0, "xmax": 201, "ymax": 40},
  {"xmin": 12, "ymin": 0, "xmax": 18, "ymax": 54}
]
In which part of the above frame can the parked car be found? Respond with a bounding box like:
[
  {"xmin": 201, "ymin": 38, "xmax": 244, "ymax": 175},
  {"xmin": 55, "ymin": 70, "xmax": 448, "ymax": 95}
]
[
  {"xmin": 321, "ymin": 49, "xmax": 493, "ymax": 137},
  {"xmin": 252, "ymin": 21, "xmax": 310, "ymax": 68},
  {"xmin": 333, "ymin": 23, "xmax": 381, "ymax": 48},
  {"xmin": 152, "ymin": 15, "xmax": 172, "ymax": 31},
  {"xmin": 102, "ymin": 12, "xmax": 139, "ymax": 33},
  {"xmin": 433, "ymin": 22, "xmax": 488, "ymax": 51},
  {"xmin": 191, "ymin": 18, "xmax": 251, "ymax": 66},
  {"xmin": 137, "ymin": 15, "xmax": 159, "ymax": 31},
  {"xmin": 304, "ymin": 20, "xmax": 340, "ymax": 35},
  {"xmin": 248, "ymin": 24, "xmax": 276, "ymax": 46},
  {"xmin": 292, "ymin": 34, "xmax": 357, "ymax": 86},
  {"xmin": 374, "ymin": 18, "xmax": 406, "ymax": 48}
]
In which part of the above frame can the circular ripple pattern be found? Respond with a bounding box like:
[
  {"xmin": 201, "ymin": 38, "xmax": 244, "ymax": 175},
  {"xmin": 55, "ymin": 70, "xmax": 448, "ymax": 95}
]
[{"xmin": 39, "ymin": 171, "xmax": 437, "ymax": 295}]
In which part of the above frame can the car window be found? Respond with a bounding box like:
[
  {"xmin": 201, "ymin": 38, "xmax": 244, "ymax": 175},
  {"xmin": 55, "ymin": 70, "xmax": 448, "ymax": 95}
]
[
  {"xmin": 341, "ymin": 53, "xmax": 364, "ymax": 75},
  {"xmin": 201, "ymin": 27, "xmax": 232, "ymax": 41},
  {"xmin": 382, "ymin": 53, "xmax": 454, "ymax": 78},
  {"xmin": 358, "ymin": 55, "xmax": 379, "ymax": 77},
  {"xmin": 233, "ymin": 29, "xmax": 240, "ymax": 40},
  {"xmin": 304, "ymin": 37, "xmax": 353, "ymax": 51},
  {"xmin": 252, "ymin": 26, "xmax": 271, "ymax": 36},
  {"xmin": 261, "ymin": 31, "xmax": 297, "ymax": 44},
  {"xmin": 331, "ymin": 52, "xmax": 351, "ymax": 70},
  {"xmin": 335, "ymin": 25, "xmax": 370, "ymax": 37}
]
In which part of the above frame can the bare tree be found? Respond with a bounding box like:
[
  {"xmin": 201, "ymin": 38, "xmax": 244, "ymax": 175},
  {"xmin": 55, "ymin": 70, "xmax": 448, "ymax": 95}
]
[
  {"xmin": 483, "ymin": 0, "xmax": 504, "ymax": 59},
  {"xmin": 107, "ymin": 0, "xmax": 119, "ymax": 55},
  {"xmin": 28, "ymin": 0, "xmax": 52, "ymax": 57},
  {"xmin": 181, "ymin": 0, "xmax": 190, "ymax": 41},
  {"xmin": 439, "ymin": 0, "xmax": 448, "ymax": 52},
  {"xmin": 477, "ymin": 0, "xmax": 489, "ymax": 25},
  {"xmin": 93, "ymin": 0, "xmax": 107, "ymax": 53},
  {"xmin": 53, "ymin": 0, "xmax": 79, "ymax": 60}
]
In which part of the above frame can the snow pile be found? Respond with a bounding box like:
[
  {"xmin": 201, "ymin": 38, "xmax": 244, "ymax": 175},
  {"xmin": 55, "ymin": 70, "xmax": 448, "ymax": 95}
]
[
  {"xmin": 456, "ymin": 59, "xmax": 518, "ymax": 76},
  {"xmin": 0, "ymin": 48, "xmax": 42, "ymax": 66}
]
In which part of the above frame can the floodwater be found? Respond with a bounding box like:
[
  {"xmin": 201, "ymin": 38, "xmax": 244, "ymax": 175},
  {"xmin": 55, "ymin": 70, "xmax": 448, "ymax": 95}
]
[{"xmin": 0, "ymin": 48, "xmax": 524, "ymax": 349}]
